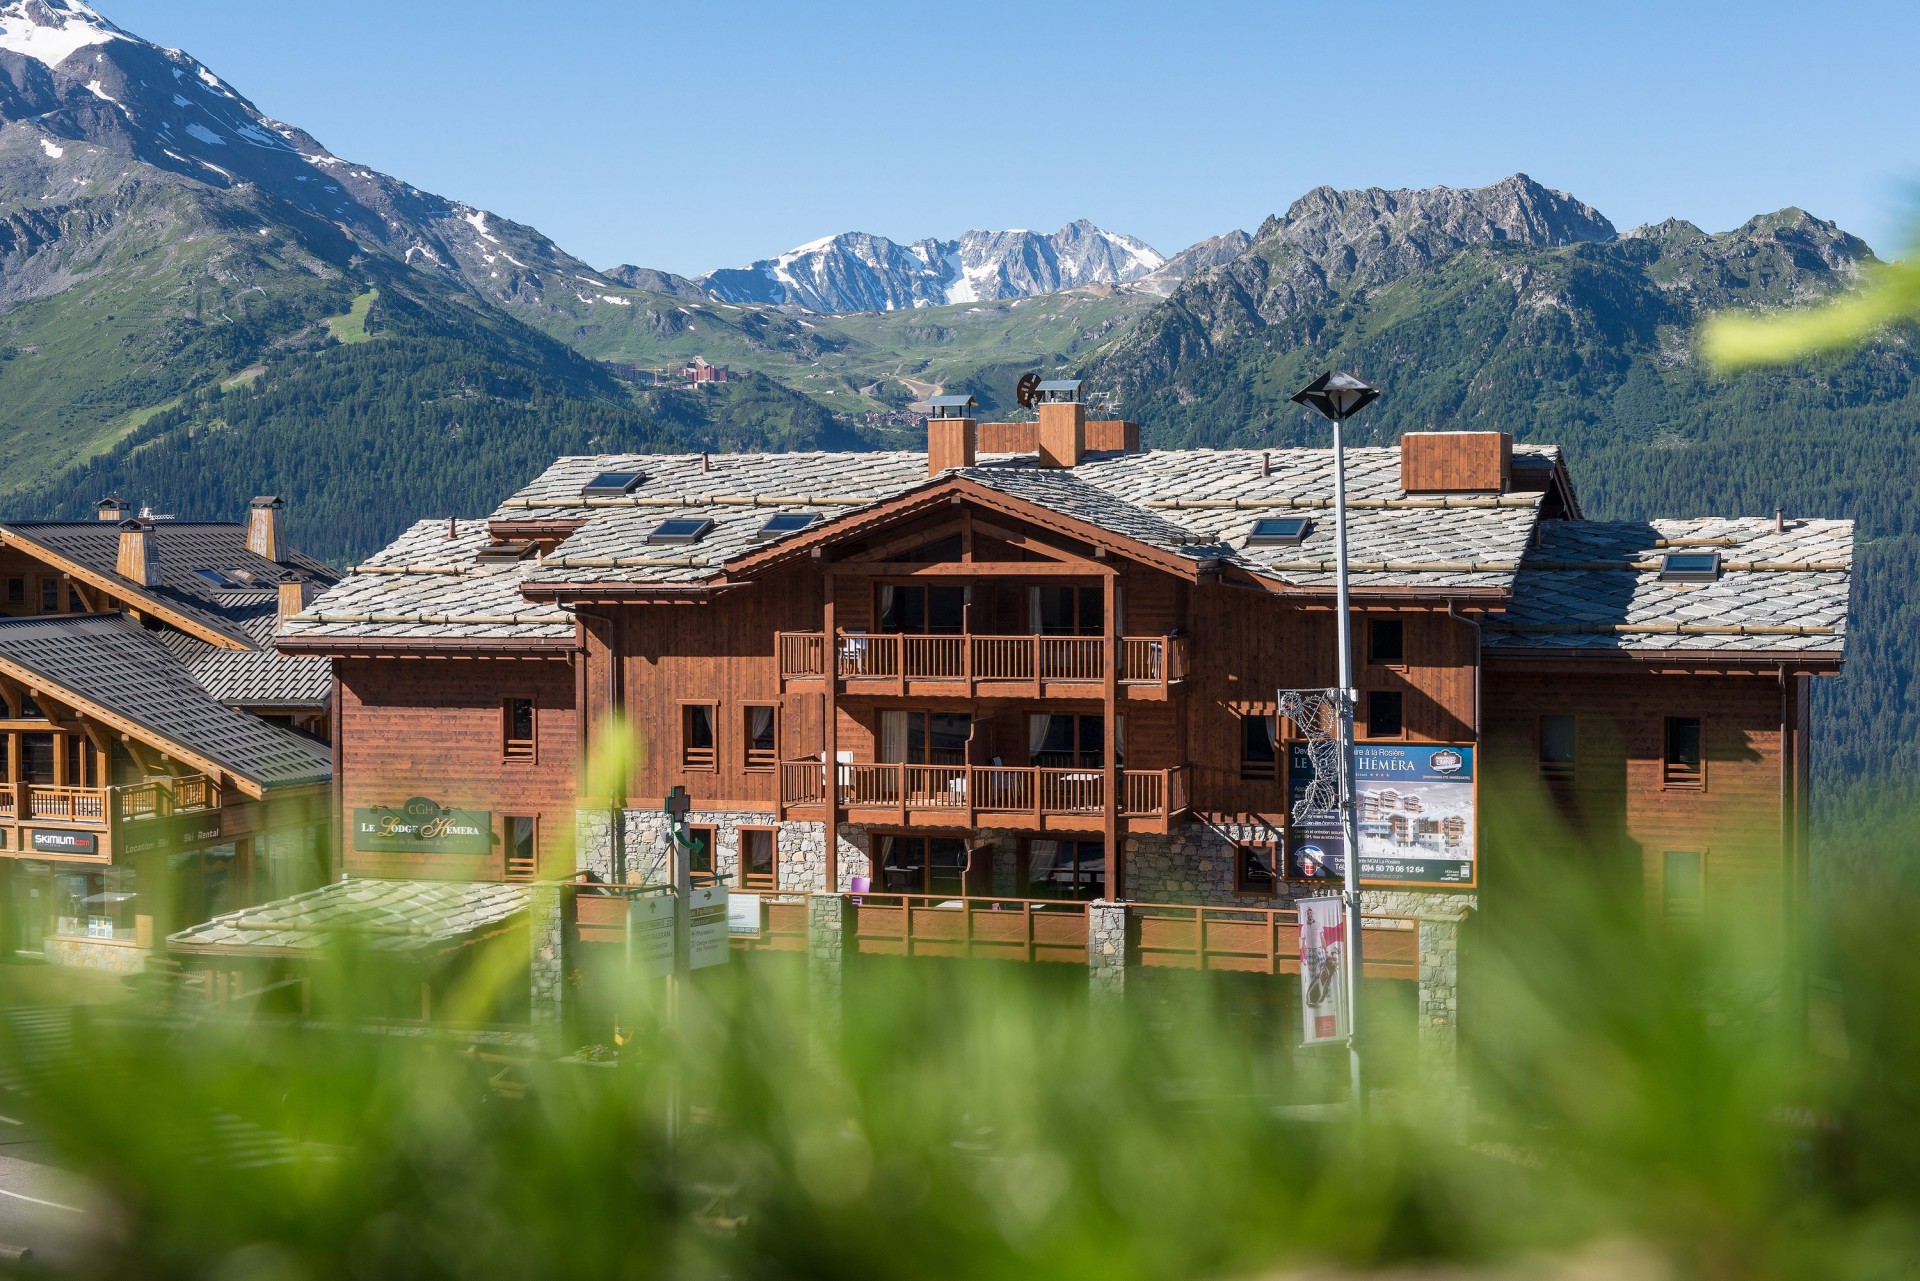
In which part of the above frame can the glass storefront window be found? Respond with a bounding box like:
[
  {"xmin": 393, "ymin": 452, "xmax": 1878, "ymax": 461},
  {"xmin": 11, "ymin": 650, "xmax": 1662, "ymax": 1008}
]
[{"xmin": 53, "ymin": 867, "xmax": 138, "ymax": 940}]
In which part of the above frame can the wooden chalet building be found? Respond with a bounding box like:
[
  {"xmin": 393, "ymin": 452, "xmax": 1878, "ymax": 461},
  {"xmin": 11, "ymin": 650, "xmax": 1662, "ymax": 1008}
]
[
  {"xmin": 276, "ymin": 387, "xmax": 1849, "ymax": 992},
  {"xmin": 0, "ymin": 498, "xmax": 339, "ymax": 970}
]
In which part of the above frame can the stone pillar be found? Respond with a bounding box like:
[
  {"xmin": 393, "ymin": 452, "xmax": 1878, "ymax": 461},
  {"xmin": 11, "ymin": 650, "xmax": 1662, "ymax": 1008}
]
[
  {"xmin": 1417, "ymin": 913, "xmax": 1463, "ymax": 1085},
  {"xmin": 529, "ymin": 883, "xmax": 573, "ymax": 1053},
  {"xmin": 1088, "ymin": 899, "xmax": 1129, "ymax": 1003},
  {"xmin": 808, "ymin": 893, "xmax": 854, "ymax": 1046}
]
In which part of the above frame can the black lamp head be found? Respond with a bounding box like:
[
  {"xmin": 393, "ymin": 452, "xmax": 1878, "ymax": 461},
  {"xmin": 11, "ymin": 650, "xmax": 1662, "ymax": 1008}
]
[{"xmin": 1291, "ymin": 371, "xmax": 1381, "ymax": 422}]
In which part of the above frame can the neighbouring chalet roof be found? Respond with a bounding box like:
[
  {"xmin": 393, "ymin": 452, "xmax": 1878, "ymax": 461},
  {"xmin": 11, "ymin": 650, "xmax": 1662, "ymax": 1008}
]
[
  {"xmin": 1483, "ymin": 518, "xmax": 1854, "ymax": 655},
  {"xmin": 160, "ymin": 614, "xmax": 332, "ymax": 708},
  {"xmin": 0, "ymin": 615, "xmax": 331, "ymax": 791},
  {"xmin": 279, "ymin": 520, "xmax": 576, "ymax": 647},
  {"xmin": 0, "ymin": 519, "xmax": 340, "ymax": 707},
  {"xmin": 168, "ymin": 878, "xmax": 530, "ymax": 957},
  {"xmin": 0, "ymin": 521, "xmax": 338, "ymax": 648}
]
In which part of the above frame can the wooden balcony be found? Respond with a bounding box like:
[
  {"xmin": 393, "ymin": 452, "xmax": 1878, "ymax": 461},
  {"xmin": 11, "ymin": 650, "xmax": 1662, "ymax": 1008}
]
[
  {"xmin": 729, "ymin": 892, "xmax": 1091, "ymax": 965},
  {"xmin": 0, "ymin": 774, "xmax": 222, "ymax": 829},
  {"xmin": 776, "ymin": 631, "xmax": 1189, "ymax": 701},
  {"xmin": 778, "ymin": 761, "xmax": 1190, "ymax": 834}
]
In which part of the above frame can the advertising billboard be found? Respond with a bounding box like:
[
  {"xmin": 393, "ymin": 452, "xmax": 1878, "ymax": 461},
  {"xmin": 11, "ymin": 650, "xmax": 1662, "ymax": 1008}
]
[{"xmin": 1287, "ymin": 743, "xmax": 1476, "ymax": 886}]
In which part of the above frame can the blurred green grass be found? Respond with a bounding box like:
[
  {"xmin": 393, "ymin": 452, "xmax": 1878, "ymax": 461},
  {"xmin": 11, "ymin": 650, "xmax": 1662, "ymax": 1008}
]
[{"xmin": 2, "ymin": 777, "xmax": 1917, "ymax": 1280}]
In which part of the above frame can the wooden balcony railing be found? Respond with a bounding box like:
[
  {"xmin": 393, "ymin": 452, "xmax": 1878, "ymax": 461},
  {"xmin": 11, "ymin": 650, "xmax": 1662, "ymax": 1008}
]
[
  {"xmin": 0, "ymin": 774, "xmax": 222, "ymax": 828},
  {"xmin": 779, "ymin": 761, "xmax": 1191, "ymax": 827},
  {"xmin": 775, "ymin": 631, "xmax": 1190, "ymax": 696},
  {"xmin": 1132, "ymin": 904, "xmax": 1420, "ymax": 979}
]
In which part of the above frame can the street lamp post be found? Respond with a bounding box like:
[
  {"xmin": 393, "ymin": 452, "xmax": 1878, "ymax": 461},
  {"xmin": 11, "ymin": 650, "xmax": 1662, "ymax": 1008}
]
[{"xmin": 1289, "ymin": 371, "xmax": 1381, "ymax": 1115}]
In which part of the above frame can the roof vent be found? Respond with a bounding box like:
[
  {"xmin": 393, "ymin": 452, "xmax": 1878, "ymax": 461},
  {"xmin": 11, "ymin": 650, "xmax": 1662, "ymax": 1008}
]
[
  {"xmin": 927, "ymin": 394, "xmax": 976, "ymax": 420},
  {"xmin": 116, "ymin": 519, "xmax": 160, "ymax": 587},
  {"xmin": 1036, "ymin": 379, "xmax": 1084, "ymax": 404},
  {"xmin": 581, "ymin": 470, "xmax": 646, "ymax": 497},
  {"xmin": 1658, "ymin": 551, "xmax": 1721, "ymax": 583}
]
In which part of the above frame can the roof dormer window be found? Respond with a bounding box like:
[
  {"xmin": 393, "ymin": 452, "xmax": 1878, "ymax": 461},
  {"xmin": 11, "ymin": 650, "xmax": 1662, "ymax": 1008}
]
[
  {"xmin": 581, "ymin": 470, "xmax": 646, "ymax": 497},
  {"xmin": 475, "ymin": 540, "xmax": 537, "ymax": 564},
  {"xmin": 1246, "ymin": 516, "xmax": 1313, "ymax": 547},
  {"xmin": 1659, "ymin": 552, "xmax": 1721, "ymax": 583},
  {"xmin": 647, "ymin": 518, "xmax": 713, "ymax": 545},
  {"xmin": 758, "ymin": 512, "xmax": 816, "ymax": 537}
]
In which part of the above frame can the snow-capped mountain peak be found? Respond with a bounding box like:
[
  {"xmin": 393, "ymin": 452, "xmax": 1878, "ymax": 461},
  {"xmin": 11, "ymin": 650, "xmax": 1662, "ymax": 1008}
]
[
  {"xmin": 697, "ymin": 221, "xmax": 1167, "ymax": 313},
  {"xmin": 0, "ymin": 0, "xmax": 126, "ymax": 69}
]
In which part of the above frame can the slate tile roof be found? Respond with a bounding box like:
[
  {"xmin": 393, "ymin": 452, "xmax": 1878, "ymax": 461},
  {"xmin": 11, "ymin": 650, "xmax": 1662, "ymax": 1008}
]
[
  {"xmin": 0, "ymin": 614, "xmax": 331, "ymax": 788},
  {"xmin": 280, "ymin": 520, "xmax": 575, "ymax": 644},
  {"xmin": 168, "ymin": 878, "xmax": 530, "ymax": 955},
  {"xmin": 303, "ymin": 441, "xmax": 1850, "ymax": 659},
  {"xmin": 1484, "ymin": 518, "xmax": 1853, "ymax": 653}
]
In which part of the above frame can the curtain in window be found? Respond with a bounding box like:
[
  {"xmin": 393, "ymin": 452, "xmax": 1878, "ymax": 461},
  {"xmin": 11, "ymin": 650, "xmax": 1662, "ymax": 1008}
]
[
  {"xmin": 1028, "ymin": 713, "xmax": 1053, "ymax": 760},
  {"xmin": 1026, "ymin": 840, "xmax": 1060, "ymax": 892},
  {"xmin": 877, "ymin": 585, "xmax": 897, "ymax": 631},
  {"xmin": 880, "ymin": 711, "xmax": 909, "ymax": 764},
  {"xmin": 749, "ymin": 705, "xmax": 775, "ymax": 749}
]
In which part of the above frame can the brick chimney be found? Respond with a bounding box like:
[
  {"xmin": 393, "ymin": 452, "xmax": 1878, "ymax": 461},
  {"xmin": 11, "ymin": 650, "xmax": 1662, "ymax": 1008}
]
[
  {"xmin": 1036, "ymin": 379, "xmax": 1086, "ymax": 469},
  {"xmin": 926, "ymin": 394, "xmax": 977, "ymax": 476},
  {"xmin": 247, "ymin": 495, "xmax": 285, "ymax": 562},
  {"xmin": 1399, "ymin": 431, "xmax": 1512, "ymax": 494},
  {"xmin": 276, "ymin": 578, "xmax": 317, "ymax": 626},
  {"xmin": 95, "ymin": 495, "xmax": 130, "ymax": 522},
  {"xmin": 116, "ymin": 519, "xmax": 160, "ymax": 587}
]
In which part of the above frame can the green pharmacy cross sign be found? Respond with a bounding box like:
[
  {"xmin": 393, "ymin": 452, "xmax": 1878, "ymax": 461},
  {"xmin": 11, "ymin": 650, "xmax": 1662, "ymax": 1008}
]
[{"xmin": 353, "ymin": 796, "xmax": 492, "ymax": 855}]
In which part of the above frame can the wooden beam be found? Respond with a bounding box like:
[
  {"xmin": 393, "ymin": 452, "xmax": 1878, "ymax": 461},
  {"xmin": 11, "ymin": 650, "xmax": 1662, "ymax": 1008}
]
[
  {"xmin": 837, "ymin": 519, "xmax": 968, "ymax": 565},
  {"xmin": 832, "ymin": 561, "xmax": 1114, "ymax": 578},
  {"xmin": 0, "ymin": 529, "xmax": 251, "ymax": 651}
]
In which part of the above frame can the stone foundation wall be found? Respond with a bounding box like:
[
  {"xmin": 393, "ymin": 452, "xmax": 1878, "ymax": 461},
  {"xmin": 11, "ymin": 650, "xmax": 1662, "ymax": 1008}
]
[
  {"xmin": 44, "ymin": 937, "xmax": 145, "ymax": 975},
  {"xmin": 580, "ymin": 810, "xmax": 870, "ymax": 892}
]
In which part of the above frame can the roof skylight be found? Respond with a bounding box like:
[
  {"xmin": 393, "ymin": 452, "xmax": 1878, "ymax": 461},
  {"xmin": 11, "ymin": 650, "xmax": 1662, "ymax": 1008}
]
[
  {"xmin": 758, "ymin": 512, "xmax": 816, "ymax": 537},
  {"xmin": 1246, "ymin": 516, "xmax": 1313, "ymax": 547},
  {"xmin": 581, "ymin": 470, "xmax": 646, "ymax": 497},
  {"xmin": 1659, "ymin": 551, "xmax": 1721, "ymax": 583},
  {"xmin": 647, "ymin": 518, "xmax": 714, "ymax": 545}
]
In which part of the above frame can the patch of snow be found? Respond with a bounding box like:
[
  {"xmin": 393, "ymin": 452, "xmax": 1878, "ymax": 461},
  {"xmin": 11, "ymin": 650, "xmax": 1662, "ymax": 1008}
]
[
  {"xmin": 185, "ymin": 122, "xmax": 224, "ymax": 145},
  {"xmin": 0, "ymin": 0, "xmax": 127, "ymax": 68},
  {"xmin": 196, "ymin": 65, "xmax": 231, "ymax": 95},
  {"xmin": 257, "ymin": 228, "xmax": 270, "ymax": 236},
  {"xmin": 597, "ymin": 294, "xmax": 632, "ymax": 307},
  {"xmin": 171, "ymin": 93, "xmax": 190, "ymax": 107},
  {"xmin": 462, "ymin": 209, "xmax": 499, "ymax": 244},
  {"xmin": 83, "ymin": 78, "xmax": 115, "ymax": 102},
  {"xmin": 232, "ymin": 122, "xmax": 287, "ymax": 149},
  {"xmin": 38, "ymin": 137, "xmax": 63, "ymax": 159}
]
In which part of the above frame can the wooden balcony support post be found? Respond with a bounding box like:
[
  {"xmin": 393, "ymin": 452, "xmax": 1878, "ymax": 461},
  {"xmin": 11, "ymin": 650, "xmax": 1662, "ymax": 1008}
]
[
  {"xmin": 822, "ymin": 573, "xmax": 839, "ymax": 892},
  {"xmin": 1102, "ymin": 566, "xmax": 1121, "ymax": 899}
]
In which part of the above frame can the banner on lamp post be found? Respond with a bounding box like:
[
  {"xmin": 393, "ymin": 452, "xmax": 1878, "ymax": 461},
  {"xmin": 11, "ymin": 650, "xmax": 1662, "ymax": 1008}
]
[{"xmin": 1298, "ymin": 895, "xmax": 1349, "ymax": 1046}]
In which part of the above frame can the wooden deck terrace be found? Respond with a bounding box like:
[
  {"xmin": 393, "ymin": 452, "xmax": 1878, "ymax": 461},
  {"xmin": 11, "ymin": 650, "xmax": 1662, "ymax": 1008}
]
[
  {"xmin": 0, "ymin": 773, "xmax": 222, "ymax": 861},
  {"xmin": 778, "ymin": 761, "xmax": 1191, "ymax": 834},
  {"xmin": 777, "ymin": 631, "xmax": 1189, "ymax": 701},
  {"xmin": 578, "ymin": 891, "xmax": 1419, "ymax": 979}
]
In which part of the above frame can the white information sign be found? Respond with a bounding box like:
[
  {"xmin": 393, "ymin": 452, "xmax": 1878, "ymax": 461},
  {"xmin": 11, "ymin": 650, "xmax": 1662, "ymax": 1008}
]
[
  {"xmin": 1298, "ymin": 895, "xmax": 1349, "ymax": 1046},
  {"xmin": 627, "ymin": 894, "xmax": 675, "ymax": 979},
  {"xmin": 688, "ymin": 885, "xmax": 731, "ymax": 970},
  {"xmin": 728, "ymin": 891, "xmax": 762, "ymax": 938}
]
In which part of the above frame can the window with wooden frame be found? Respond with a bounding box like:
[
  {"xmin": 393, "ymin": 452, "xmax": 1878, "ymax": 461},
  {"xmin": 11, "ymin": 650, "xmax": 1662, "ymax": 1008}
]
[
  {"xmin": 687, "ymin": 825, "xmax": 717, "ymax": 884},
  {"xmin": 1368, "ymin": 617, "xmax": 1405, "ymax": 667},
  {"xmin": 503, "ymin": 815, "xmax": 538, "ymax": 881},
  {"xmin": 1365, "ymin": 690, "xmax": 1405, "ymax": 740},
  {"xmin": 1663, "ymin": 717, "xmax": 1703, "ymax": 788},
  {"xmin": 1239, "ymin": 711, "xmax": 1278, "ymax": 781},
  {"xmin": 681, "ymin": 703, "xmax": 717, "ymax": 770},
  {"xmin": 1235, "ymin": 843, "xmax": 1281, "ymax": 897},
  {"xmin": 1538, "ymin": 715, "xmax": 1577, "ymax": 783},
  {"xmin": 5, "ymin": 577, "xmax": 21, "ymax": 607},
  {"xmin": 1662, "ymin": 850, "xmax": 1704, "ymax": 920},
  {"xmin": 743, "ymin": 704, "xmax": 777, "ymax": 771},
  {"xmin": 502, "ymin": 697, "xmax": 535, "ymax": 761},
  {"xmin": 738, "ymin": 827, "xmax": 777, "ymax": 891},
  {"xmin": 38, "ymin": 578, "xmax": 58, "ymax": 613},
  {"xmin": 1019, "ymin": 838, "xmax": 1104, "ymax": 900}
]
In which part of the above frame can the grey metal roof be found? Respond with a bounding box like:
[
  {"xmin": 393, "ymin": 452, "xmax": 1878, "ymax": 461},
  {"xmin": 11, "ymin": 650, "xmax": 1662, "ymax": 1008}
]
[
  {"xmin": 1484, "ymin": 518, "xmax": 1853, "ymax": 654},
  {"xmin": 0, "ymin": 521, "xmax": 339, "ymax": 648},
  {"xmin": 159, "ymin": 613, "xmax": 333, "ymax": 708},
  {"xmin": 0, "ymin": 615, "xmax": 331, "ymax": 788},
  {"xmin": 168, "ymin": 878, "xmax": 530, "ymax": 956},
  {"xmin": 926, "ymin": 394, "xmax": 976, "ymax": 408},
  {"xmin": 1036, "ymin": 379, "xmax": 1084, "ymax": 394},
  {"xmin": 280, "ymin": 520, "xmax": 575, "ymax": 644}
]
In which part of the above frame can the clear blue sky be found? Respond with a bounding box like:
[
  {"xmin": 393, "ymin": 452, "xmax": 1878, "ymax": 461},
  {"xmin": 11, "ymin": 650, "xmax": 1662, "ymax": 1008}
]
[{"xmin": 104, "ymin": 0, "xmax": 1920, "ymax": 276}]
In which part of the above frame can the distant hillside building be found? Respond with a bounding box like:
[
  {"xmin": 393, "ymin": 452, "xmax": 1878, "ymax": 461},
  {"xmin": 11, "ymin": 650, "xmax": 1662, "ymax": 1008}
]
[{"xmin": 676, "ymin": 356, "xmax": 733, "ymax": 385}]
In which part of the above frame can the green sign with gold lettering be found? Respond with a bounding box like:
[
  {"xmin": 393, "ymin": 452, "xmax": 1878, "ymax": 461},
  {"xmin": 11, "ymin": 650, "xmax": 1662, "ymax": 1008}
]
[{"xmin": 353, "ymin": 797, "xmax": 492, "ymax": 855}]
